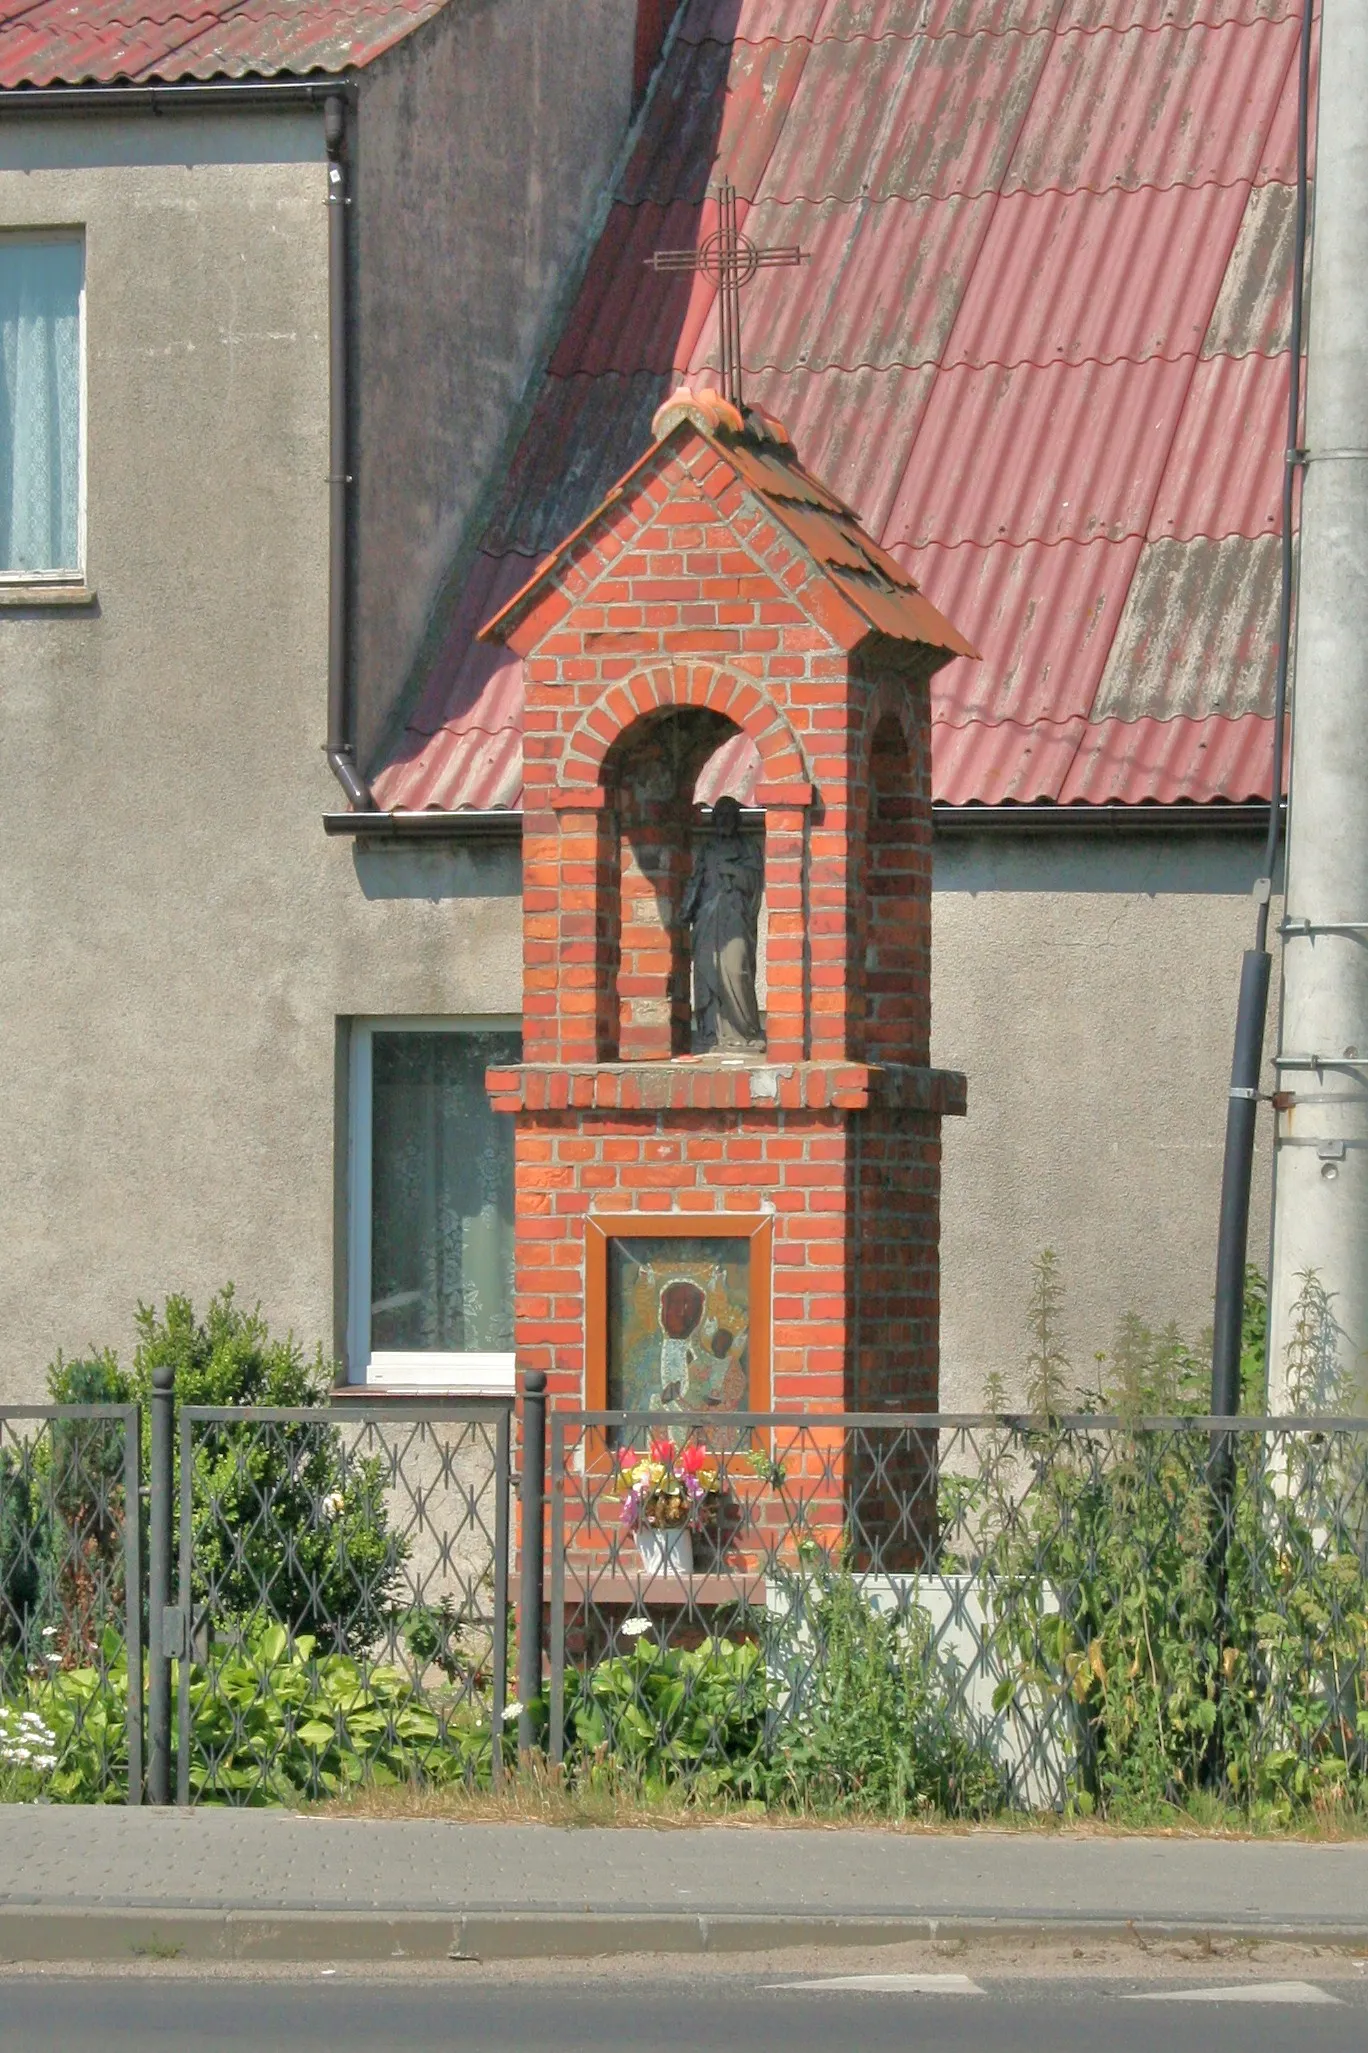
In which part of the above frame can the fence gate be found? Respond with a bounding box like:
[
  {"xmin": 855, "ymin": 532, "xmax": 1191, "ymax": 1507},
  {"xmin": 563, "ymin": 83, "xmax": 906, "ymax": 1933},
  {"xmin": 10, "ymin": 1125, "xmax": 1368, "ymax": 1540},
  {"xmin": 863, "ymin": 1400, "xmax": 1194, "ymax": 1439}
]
[{"xmin": 170, "ymin": 1399, "xmax": 511, "ymax": 1805}]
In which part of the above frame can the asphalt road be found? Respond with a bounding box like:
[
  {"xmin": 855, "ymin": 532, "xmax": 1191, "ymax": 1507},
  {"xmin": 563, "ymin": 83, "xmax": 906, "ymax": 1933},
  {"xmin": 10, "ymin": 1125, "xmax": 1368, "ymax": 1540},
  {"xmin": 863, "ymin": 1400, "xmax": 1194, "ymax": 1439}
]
[{"xmin": 0, "ymin": 1972, "xmax": 1365, "ymax": 2052}]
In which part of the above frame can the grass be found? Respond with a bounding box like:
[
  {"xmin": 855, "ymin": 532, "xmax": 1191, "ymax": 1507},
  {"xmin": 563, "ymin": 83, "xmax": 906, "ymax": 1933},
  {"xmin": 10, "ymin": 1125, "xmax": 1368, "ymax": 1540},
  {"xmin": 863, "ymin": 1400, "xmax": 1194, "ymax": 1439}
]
[{"xmin": 303, "ymin": 1769, "xmax": 1368, "ymax": 1841}]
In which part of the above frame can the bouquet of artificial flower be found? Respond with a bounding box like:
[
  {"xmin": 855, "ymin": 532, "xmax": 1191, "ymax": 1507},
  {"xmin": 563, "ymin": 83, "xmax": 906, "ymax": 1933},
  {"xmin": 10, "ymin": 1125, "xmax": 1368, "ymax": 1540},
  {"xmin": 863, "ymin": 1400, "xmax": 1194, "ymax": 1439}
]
[{"xmin": 619, "ymin": 1437, "xmax": 721, "ymax": 1534}]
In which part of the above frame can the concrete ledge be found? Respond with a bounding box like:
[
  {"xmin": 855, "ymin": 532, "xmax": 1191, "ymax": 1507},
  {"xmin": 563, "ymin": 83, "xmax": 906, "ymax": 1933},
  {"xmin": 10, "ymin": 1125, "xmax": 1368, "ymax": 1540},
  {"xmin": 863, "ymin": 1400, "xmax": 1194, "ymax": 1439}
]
[{"xmin": 3, "ymin": 1906, "xmax": 1368, "ymax": 1965}]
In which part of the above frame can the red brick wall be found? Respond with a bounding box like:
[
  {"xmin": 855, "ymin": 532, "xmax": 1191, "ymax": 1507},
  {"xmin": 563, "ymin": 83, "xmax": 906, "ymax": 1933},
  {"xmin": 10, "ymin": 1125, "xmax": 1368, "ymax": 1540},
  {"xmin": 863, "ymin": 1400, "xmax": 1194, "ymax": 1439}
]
[{"xmin": 494, "ymin": 421, "xmax": 956, "ymax": 1573}]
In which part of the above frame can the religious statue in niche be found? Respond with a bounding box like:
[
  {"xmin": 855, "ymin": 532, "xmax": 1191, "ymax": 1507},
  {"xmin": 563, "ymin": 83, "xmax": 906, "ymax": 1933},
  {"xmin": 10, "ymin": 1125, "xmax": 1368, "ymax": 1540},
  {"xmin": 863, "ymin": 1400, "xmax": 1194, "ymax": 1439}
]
[
  {"xmin": 680, "ymin": 795, "xmax": 765, "ymax": 1053},
  {"xmin": 607, "ymin": 1235, "xmax": 752, "ymax": 1415}
]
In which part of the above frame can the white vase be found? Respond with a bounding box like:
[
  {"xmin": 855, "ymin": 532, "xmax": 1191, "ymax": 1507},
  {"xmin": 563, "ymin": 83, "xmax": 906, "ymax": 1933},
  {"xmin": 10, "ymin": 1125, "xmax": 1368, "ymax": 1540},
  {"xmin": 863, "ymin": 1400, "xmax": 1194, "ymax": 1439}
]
[{"xmin": 637, "ymin": 1525, "xmax": 693, "ymax": 1577}]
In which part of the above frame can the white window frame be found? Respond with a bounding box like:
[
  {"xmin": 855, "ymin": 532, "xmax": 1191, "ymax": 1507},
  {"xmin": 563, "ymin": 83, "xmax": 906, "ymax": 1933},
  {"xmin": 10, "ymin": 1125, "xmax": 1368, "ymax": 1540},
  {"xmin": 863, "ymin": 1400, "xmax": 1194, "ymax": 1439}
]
[
  {"xmin": 347, "ymin": 1016, "xmax": 519, "ymax": 1394},
  {"xmin": 0, "ymin": 227, "xmax": 87, "ymax": 586}
]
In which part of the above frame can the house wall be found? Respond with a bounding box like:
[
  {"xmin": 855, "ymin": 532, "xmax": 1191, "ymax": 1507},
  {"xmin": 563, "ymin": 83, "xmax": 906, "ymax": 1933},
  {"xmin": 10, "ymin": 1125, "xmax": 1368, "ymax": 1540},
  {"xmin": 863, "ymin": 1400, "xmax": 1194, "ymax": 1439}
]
[
  {"xmin": 0, "ymin": 110, "xmax": 522, "ymax": 1402},
  {"xmin": 351, "ymin": 0, "xmax": 641, "ymax": 765},
  {"xmin": 932, "ymin": 830, "xmax": 1280, "ymax": 1410}
]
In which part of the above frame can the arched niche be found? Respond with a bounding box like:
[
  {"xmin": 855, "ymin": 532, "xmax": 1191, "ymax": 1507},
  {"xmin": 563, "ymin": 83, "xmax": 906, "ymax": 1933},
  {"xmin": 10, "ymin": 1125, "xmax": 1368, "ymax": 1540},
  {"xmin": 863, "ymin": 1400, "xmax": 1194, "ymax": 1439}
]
[{"xmin": 601, "ymin": 704, "xmax": 744, "ymax": 1060}]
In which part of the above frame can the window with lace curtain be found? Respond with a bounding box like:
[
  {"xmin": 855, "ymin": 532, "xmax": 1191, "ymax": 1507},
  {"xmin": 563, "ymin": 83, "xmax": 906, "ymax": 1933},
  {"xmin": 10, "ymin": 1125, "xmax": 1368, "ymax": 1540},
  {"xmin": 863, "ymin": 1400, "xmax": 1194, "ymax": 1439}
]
[
  {"xmin": 346, "ymin": 1019, "xmax": 521, "ymax": 1392},
  {"xmin": 0, "ymin": 234, "xmax": 83, "ymax": 579}
]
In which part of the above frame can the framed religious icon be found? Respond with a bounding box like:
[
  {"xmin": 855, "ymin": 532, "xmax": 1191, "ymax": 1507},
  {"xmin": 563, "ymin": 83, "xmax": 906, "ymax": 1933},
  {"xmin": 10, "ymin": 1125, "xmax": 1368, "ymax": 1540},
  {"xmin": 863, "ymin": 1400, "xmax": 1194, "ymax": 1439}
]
[{"xmin": 585, "ymin": 1213, "xmax": 771, "ymax": 1429}]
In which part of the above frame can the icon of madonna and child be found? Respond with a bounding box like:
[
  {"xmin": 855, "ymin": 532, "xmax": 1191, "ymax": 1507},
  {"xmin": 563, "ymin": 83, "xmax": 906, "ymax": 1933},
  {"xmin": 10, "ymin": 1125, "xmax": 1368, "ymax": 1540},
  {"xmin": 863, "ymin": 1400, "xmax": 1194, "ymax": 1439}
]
[{"xmin": 606, "ymin": 1236, "xmax": 752, "ymax": 1425}]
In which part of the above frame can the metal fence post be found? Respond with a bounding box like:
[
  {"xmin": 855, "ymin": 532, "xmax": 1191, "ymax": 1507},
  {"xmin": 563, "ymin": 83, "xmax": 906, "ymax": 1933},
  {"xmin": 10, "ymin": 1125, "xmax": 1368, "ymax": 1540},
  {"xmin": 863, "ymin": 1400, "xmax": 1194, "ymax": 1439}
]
[
  {"xmin": 517, "ymin": 1370, "xmax": 547, "ymax": 1758},
  {"xmin": 146, "ymin": 1362, "xmax": 175, "ymax": 1804}
]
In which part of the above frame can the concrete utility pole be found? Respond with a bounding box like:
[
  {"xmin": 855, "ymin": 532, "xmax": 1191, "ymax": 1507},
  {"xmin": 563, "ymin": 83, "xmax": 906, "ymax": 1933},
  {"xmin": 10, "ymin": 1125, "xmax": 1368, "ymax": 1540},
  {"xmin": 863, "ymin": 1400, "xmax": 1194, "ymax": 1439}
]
[{"xmin": 1269, "ymin": 0, "xmax": 1368, "ymax": 1409}]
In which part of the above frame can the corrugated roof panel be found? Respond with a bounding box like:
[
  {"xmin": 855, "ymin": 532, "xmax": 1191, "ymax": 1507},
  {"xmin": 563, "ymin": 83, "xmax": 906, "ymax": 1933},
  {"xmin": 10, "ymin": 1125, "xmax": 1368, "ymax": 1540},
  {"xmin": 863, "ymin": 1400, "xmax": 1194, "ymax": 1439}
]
[
  {"xmin": 817, "ymin": 0, "xmax": 1058, "ymax": 34},
  {"xmin": 395, "ymin": 548, "xmax": 533, "ymax": 744},
  {"xmin": 619, "ymin": 32, "xmax": 809, "ymax": 205},
  {"xmin": 549, "ymin": 197, "xmax": 729, "ymax": 379},
  {"xmin": 934, "ymin": 716, "xmax": 1088, "ymax": 805},
  {"xmin": 378, "ymin": 0, "xmax": 1305, "ymax": 812},
  {"xmin": 1058, "ymin": 0, "xmax": 1297, "ymax": 29},
  {"xmin": 736, "ymin": 364, "xmax": 939, "ymax": 532},
  {"xmin": 1149, "ymin": 350, "xmax": 1285, "ymax": 539},
  {"xmin": 679, "ymin": 0, "xmax": 823, "ymax": 43},
  {"xmin": 1004, "ymin": 16, "xmax": 1299, "ymax": 196},
  {"xmin": 760, "ymin": 26, "xmax": 1054, "ymax": 204},
  {"xmin": 679, "ymin": 0, "xmax": 1065, "ymax": 40},
  {"xmin": 692, "ymin": 192, "xmax": 995, "ymax": 373},
  {"xmin": 1202, "ymin": 180, "xmax": 1298, "ymax": 356},
  {"xmin": 372, "ymin": 718, "xmax": 525, "ymax": 815},
  {"xmin": 695, "ymin": 727, "xmax": 763, "ymax": 802},
  {"xmin": 1092, "ymin": 534, "xmax": 1278, "ymax": 722},
  {"xmin": 904, "ymin": 535, "xmax": 1144, "ymax": 729},
  {"xmin": 0, "ymin": 0, "xmax": 446, "ymax": 85},
  {"xmin": 1058, "ymin": 711, "xmax": 1276, "ymax": 802},
  {"xmin": 886, "ymin": 356, "xmax": 1194, "ymax": 550},
  {"xmin": 483, "ymin": 374, "xmax": 671, "ymax": 559},
  {"xmin": 944, "ymin": 181, "xmax": 1249, "ymax": 371}
]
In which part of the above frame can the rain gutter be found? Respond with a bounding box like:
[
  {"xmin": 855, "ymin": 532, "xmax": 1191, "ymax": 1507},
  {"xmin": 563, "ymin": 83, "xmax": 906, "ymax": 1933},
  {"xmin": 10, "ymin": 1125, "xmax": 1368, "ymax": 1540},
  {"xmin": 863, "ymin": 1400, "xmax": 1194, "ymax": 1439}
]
[
  {"xmin": 322, "ymin": 802, "xmax": 1279, "ymax": 843},
  {"xmin": 1, "ymin": 75, "xmax": 374, "ymax": 809}
]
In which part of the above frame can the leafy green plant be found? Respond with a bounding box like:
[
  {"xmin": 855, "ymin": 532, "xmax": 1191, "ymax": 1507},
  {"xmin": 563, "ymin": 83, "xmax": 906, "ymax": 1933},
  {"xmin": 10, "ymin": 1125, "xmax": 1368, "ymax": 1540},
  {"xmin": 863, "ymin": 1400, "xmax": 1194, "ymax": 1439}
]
[
  {"xmin": 765, "ymin": 1570, "xmax": 1004, "ymax": 1818},
  {"xmin": 559, "ymin": 1633, "xmax": 772, "ymax": 1802},
  {"xmin": 977, "ymin": 1259, "xmax": 1368, "ymax": 1820},
  {"xmin": 0, "ymin": 1447, "xmax": 38, "ymax": 1684},
  {"xmin": 1024, "ymin": 1249, "xmax": 1071, "ymax": 1417},
  {"xmin": 185, "ymin": 1622, "xmax": 490, "ymax": 1804},
  {"xmin": 132, "ymin": 1290, "xmax": 405, "ymax": 1652}
]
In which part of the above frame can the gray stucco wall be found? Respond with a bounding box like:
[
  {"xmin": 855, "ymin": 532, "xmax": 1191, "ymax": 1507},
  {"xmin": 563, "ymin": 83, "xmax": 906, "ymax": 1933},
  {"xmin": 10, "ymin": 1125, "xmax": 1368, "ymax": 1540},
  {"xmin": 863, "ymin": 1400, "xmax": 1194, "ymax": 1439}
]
[
  {"xmin": 350, "ymin": 0, "xmax": 640, "ymax": 764},
  {"xmin": 932, "ymin": 831, "xmax": 1279, "ymax": 1411},
  {"xmin": 0, "ymin": 111, "xmax": 521, "ymax": 1402}
]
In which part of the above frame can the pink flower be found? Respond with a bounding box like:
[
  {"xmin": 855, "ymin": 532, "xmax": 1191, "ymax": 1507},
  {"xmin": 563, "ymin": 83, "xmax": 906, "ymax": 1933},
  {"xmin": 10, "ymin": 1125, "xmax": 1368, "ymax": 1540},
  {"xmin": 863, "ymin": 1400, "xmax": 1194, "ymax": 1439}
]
[
  {"xmin": 650, "ymin": 1436, "xmax": 676, "ymax": 1466},
  {"xmin": 679, "ymin": 1443, "xmax": 711, "ymax": 1478}
]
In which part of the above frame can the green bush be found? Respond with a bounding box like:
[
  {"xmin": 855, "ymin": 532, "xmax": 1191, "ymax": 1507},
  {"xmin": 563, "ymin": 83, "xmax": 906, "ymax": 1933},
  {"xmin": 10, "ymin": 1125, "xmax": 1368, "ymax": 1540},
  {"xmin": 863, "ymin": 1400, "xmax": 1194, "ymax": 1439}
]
[
  {"xmin": 131, "ymin": 1290, "xmax": 405, "ymax": 1652},
  {"xmin": 0, "ymin": 1448, "xmax": 38, "ymax": 1679},
  {"xmin": 185, "ymin": 1622, "xmax": 488, "ymax": 1804},
  {"xmin": 559, "ymin": 1636, "xmax": 771, "ymax": 1802},
  {"xmin": 973, "ymin": 1261, "xmax": 1368, "ymax": 1820},
  {"xmin": 766, "ymin": 1571, "xmax": 1005, "ymax": 1818},
  {"xmin": 3, "ymin": 1621, "xmax": 491, "ymax": 1806}
]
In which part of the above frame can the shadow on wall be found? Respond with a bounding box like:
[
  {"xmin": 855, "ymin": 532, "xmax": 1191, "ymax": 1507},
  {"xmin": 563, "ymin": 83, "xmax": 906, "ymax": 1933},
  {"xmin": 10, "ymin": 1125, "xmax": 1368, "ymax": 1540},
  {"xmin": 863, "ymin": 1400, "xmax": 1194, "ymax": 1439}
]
[
  {"xmin": 933, "ymin": 830, "xmax": 1280, "ymax": 897},
  {"xmin": 351, "ymin": 844, "xmax": 521, "ymax": 903}
]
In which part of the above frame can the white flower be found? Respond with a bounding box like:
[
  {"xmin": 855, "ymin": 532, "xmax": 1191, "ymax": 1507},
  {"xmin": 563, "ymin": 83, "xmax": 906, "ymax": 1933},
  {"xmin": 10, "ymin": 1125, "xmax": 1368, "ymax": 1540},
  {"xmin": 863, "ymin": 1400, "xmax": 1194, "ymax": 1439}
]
[
  {"xmin": 41, "ymin": 1627, "xmax": 57, "ymax": 1640},
  {"xmin": 621, "ymin": 1615, "xmax": 652, "ymax": 1639},
  {"xmin": 501, "ymin": 1701, "xmax": 524, "ymax": 1723},
  {"xmin": 321, "ymin": 1491, "xmax": 345, "ymax": 1519}
]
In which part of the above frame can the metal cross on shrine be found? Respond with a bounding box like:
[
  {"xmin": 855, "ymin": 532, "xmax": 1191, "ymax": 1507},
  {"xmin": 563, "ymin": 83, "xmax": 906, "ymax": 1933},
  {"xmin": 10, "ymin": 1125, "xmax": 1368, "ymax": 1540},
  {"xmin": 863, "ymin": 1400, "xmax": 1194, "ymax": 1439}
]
[{"xmin": 645, "ymin": 178, "xmax": 806, "ymax": 413}]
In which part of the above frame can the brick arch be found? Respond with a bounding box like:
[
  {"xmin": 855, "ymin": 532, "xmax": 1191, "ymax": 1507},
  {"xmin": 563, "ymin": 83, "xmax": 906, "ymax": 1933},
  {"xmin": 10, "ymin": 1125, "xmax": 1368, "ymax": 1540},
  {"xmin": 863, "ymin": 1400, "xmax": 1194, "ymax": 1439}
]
[{"xmin": 560, "ymin": 662, "xmax": 808, "ymax": 796}]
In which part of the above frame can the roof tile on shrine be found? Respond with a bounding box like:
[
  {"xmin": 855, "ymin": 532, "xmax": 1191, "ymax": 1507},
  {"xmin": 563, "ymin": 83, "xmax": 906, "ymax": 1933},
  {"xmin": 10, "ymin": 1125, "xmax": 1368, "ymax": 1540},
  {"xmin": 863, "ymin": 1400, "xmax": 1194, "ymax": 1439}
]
[
  {"xmin": 372, "ymin": 0, "xmax": 1312, "ymax": 815},
  {"xmin": 480, "ymin": 385, "xmax": 979, "ymax": 667}
]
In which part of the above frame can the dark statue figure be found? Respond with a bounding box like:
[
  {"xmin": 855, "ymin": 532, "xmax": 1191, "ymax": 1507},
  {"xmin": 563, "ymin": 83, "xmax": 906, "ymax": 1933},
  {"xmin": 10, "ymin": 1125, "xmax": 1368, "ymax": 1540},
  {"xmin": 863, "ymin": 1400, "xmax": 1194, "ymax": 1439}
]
[{"xmin": 679, "ymin": 795, "xmax": 765, "ymax": 1053}]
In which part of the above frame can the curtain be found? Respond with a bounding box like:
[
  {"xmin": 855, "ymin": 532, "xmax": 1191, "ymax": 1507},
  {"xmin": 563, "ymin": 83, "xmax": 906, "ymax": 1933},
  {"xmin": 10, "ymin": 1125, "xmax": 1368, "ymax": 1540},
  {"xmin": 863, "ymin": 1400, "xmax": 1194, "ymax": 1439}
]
[
  {"xmin": 0, "ymin": 239, "xmax": 82, "ymax": 575},
  {"xmin": 370, "ymin": 1029, "xmax": 521, "ymax": 1355}
]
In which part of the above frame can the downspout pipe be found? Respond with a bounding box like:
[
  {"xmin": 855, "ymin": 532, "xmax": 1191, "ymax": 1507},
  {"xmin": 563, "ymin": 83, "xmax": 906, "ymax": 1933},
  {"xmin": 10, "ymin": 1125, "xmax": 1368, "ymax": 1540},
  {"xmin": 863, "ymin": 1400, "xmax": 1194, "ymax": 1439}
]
[
  {"xmin": 1209, "ymin": 0, "xmax": 1312, "ymax": 1413},
  {"xmin": 323, "ymin": 93, "xmax": 374, "ymax": 810}
]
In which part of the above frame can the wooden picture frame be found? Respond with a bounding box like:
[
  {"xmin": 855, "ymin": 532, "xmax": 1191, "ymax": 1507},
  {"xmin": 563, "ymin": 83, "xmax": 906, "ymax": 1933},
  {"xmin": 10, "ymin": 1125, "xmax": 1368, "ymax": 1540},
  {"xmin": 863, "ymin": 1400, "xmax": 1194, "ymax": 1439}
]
[{"xmin": 584, "ymin": 1211, "xmax": 772, "ymax": 1418}]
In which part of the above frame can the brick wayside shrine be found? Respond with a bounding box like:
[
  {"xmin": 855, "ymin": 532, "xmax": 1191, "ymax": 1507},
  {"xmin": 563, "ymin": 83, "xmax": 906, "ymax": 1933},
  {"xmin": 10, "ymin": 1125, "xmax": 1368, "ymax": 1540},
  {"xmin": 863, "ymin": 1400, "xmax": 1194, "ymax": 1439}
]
[{"xmin": 482, "ymin": 384, "xmax": 975, "ymax": 1571}]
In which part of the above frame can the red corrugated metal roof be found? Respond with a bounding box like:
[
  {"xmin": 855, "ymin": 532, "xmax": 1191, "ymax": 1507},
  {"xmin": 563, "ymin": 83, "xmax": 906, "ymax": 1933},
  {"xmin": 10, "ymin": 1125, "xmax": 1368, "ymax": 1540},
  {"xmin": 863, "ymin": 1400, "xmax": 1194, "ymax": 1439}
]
[
  {"xmin": 372, "ymin": 0, "xmax": 1312, "ymax": 813},
  {"xmin": 0, "ymin": 0, "xmax": 448, "ymax": 86}
]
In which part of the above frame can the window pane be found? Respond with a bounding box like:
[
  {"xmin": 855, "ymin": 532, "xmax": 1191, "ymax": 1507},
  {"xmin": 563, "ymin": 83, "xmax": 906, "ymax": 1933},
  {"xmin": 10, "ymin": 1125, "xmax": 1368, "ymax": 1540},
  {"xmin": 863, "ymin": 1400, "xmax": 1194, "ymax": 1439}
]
[
  {"xmin": 370, "ymin": 1029, "xmax": 520, "ymax": 1355},
  {"xmin": 0, "ymin": 238, "xmax": 81, "ymax": 574}
]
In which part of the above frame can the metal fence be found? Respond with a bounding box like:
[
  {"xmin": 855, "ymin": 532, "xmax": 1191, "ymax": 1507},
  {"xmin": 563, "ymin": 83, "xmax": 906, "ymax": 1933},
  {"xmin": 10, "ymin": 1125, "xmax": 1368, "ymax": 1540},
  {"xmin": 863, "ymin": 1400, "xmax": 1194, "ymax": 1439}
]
[
  {"xmin": 6, "ymin": 1395, "xmax": 1368, "ymax": 1813},
  {"xmin": 545, "ymin": 1411, "xmax": 1368, "ymax": 1811},
  {"xmin": 0, "ymin": 1405, "xmax": 142, "ymax": 1802},
  {"xmin": 171, "ymin": 1401, "xmax": 512, "ymax": 1804}
]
